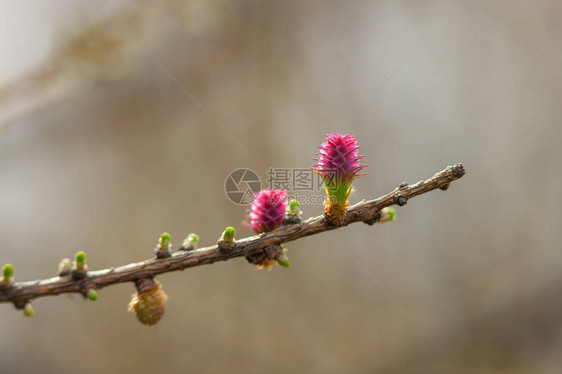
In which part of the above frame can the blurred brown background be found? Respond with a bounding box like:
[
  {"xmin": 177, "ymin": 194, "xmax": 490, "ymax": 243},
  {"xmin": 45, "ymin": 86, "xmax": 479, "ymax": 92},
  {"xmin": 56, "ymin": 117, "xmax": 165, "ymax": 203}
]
[{"xmin": 1, "ymin": 1, "xmax": 561, "ymax": 373}]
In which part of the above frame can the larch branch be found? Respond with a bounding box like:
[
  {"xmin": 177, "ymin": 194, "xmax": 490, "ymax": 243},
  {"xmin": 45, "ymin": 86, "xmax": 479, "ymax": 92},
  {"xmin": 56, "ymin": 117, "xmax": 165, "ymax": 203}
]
[{"xmin": 0, "ymin": 163, "xmax": 465, "ymax": 307}]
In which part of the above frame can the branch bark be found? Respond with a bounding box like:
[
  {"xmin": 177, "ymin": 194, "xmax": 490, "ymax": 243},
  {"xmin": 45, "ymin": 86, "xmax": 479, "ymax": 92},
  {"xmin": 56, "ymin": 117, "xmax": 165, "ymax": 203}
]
[{"xmin": 0, "ymin": 163, "xmax": 465, "ymax": 306}]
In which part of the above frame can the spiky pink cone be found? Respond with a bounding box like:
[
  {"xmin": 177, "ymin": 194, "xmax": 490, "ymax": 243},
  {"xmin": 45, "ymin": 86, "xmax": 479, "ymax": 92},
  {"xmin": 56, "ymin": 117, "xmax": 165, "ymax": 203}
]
[
  {"xmin": 247, "ymin": 189, "xmax": 288, "ymax": 234},
  {"xmin": 244, "ymin": 189, "xmax": 288, "ymax": 270},
  {"xmin": 312, "ymin": 133, "xmax": 367, "ymax": 225}
]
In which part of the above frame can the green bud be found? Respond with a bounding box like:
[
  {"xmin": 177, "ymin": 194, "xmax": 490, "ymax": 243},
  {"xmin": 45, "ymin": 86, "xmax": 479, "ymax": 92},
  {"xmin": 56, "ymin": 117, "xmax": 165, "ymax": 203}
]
[
  {"xmin": 155, "ymin": 233, "xmax": 172, "ymax": 259},
  {"xmin": 379, "ymin": 207, "xmax": 396, "ymax": 223},
  {"xmin": 87, "ymin": 290, "xmax": 98, "ymax": 301},
  {"xmin": 288, "ymin": 200, "xmax": 301, "ymax": 216},
  {"xmin": 277, "ymin": 259, "xmax": 291, "ymax": 268},
  {"xmin": 2, "ymin": 264, "xmax": 14, "ymax": 282},
  {"xmin": 75, "ymin": 252, "xmax": 86, "ymax": 270},
  {"xmin": 58, "ymin": 258, "xmax": 72, "ymax": 275},
  {"xmin": 183, "ymin": 233, "xmax": 199, "ymax": 250},
  {"xmin": 22, "ymin": 304, "xmax": 34, "ymax": 317},
  {"xmin": 277, "ymin": 250, "xmax": 291, "ymax": 268},
  {"xmin": 221, "ymin": 227, "xmax": 236, "ymax": 243},
  {"xmin": 187, "ymin": 233, "xmax": 199, "ymax": 244},
  {"xmin": 159, "ymin": 233, "xmax": 171, "ymax": 249}
]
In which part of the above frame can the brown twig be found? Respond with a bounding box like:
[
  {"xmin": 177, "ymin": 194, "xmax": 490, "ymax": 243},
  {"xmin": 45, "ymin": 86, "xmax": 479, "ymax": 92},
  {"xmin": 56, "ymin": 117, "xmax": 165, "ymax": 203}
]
[{"xmin": 0, "ymin": 163, "xmax": 465, "ymax": 307}]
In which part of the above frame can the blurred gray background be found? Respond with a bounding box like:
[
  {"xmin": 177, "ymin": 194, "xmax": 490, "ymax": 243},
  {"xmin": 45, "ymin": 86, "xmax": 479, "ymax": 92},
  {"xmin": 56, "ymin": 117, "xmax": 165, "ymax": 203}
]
[{"xmin": 1, "ymin": 1, "xmax": 561, "ymax": 373}]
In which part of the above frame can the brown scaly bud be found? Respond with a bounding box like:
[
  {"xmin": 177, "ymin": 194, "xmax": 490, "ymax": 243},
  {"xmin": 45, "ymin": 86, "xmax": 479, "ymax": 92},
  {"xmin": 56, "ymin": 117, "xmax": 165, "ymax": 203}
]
[{"xmin": 128, "ymin": 278, "xmax": 168, "ymax": 326}]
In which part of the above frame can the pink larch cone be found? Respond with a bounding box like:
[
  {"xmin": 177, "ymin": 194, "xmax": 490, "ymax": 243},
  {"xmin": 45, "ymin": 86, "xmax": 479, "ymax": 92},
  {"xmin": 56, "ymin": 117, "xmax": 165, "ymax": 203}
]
[
  {"xmin": 312, "ymin": 133, "xmax": 367, "ymax": 225},
  {"xmin": 247, "ymin": 189, "xmax": 288, "ymax": 234},
  {"xmin": 244, "ymin": 189, "xmax": 288, "ymax": 270}
]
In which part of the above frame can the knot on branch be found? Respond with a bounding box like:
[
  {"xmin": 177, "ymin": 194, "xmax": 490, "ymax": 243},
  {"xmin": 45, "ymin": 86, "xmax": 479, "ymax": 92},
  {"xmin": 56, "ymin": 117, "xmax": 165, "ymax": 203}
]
[
  {"xmin": 134, "ymin": 278, "xmax": 158, "ymax": 293},
  {"xmin": 79, "ymin": 281, "xmax": 97, "ymax": 298},
  {"xmin": 363, "ymin": 210, "xmax": 382, "ymax": 226},
  {"xmin": 392, "ymin": 183, "xmax": 410, "ymax": 207},
  {"xmin": 13, "ymin": 299, "xmax": 34, "ymax": 317},
  {"xmin": 246, "ymin": 244, "xmax": 283, "ymax": 270},
  {"xmin": 218, "ymin": 241, "xmax": 235, "ymax": 253},
  {"xmin": 394, "ymin": 194, "xmax": 408, "ymax": 206},
  {"xmin": 282, "ymin": 216, "xmax": 301, "ymax": 225},
  {"xmin": 14, "ymin": 299, "xmax": 28, "ymax": 310},
  {"xmin": 72, "ymin": 268, "xmax": 87, "ymax": 280},
  {"xmin": 0, "ymin": 281, "xmax": 13, "ymax": 290},
  {"xmin": 398, "ymin": 182, "xmax": 409, "ymax": 190},
  {"xmin": 155, "ymin": 250, "xmax": 172, "ymax": 259}
]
